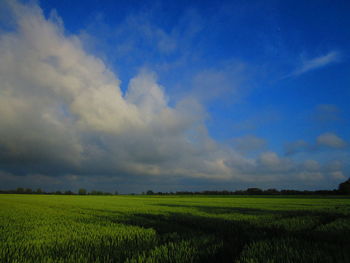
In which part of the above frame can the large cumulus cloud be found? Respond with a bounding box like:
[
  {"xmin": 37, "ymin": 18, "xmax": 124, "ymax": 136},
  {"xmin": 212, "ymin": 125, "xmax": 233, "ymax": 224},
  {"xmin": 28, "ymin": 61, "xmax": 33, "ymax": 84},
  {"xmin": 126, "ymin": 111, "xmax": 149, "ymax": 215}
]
[{"xmin": 0, "ymin": 1, "xmax": 233, "ymax": 181}]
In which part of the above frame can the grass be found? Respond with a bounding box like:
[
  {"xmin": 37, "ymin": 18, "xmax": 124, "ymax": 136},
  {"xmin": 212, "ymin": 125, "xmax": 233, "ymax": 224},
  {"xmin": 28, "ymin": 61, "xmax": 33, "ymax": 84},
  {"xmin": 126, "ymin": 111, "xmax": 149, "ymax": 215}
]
[{"xmin": 0, "ymin": 194, "xmax": 350, "ymax": 262}]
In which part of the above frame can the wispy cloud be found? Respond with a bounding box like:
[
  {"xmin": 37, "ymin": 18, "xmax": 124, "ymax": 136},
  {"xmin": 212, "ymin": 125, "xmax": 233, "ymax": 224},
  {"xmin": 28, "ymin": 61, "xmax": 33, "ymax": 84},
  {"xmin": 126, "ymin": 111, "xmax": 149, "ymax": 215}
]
[{"xmin": 287, "ymin": 51, "xmax": 340, "ymax": 77}]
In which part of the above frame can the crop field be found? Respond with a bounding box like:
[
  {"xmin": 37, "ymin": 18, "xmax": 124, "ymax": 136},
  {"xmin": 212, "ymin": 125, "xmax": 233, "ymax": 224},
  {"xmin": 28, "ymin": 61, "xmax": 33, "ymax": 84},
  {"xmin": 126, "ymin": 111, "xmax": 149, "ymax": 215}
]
[{"xmin": 0, "ymin": 195, "xmax": 350, "ymax": 263}]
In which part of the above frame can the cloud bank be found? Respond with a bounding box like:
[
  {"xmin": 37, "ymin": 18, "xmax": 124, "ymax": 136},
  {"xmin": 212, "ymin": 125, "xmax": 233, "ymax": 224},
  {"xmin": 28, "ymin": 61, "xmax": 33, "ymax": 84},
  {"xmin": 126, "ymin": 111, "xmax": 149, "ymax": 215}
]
[{"xmin": 0, "ymin": 1, "xmax": 347, "ymax": 192}]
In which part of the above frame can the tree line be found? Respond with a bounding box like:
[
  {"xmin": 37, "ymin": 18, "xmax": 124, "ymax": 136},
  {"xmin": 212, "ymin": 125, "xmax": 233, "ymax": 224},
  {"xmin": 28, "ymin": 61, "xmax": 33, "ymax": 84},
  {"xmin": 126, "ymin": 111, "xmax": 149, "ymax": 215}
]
[
  {"xmin": 0, "ymin": 188, "xmax": 118, "ymax": 195},
  {"xmin": 143, "ymin": 179, "xmax": 350, "ymax": 195},
  {"xmin": 144, "ymin": 178, "xmax": 350, "ymax": 195},
  {"xmin": 1, "ymin": 178, "xmax": 349, "ymax": 195}
]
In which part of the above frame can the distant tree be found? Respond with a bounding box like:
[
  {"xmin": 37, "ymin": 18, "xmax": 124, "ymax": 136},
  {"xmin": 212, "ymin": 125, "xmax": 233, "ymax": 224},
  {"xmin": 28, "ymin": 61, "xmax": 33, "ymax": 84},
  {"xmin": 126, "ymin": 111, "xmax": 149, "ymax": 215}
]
[
  {"xmin": 55, "ymin": 190, "xmax": 62, "ymax": 195},
  {"xmin": 146, "ymin": 190, "xmax": 154, "ymax": 195},
  {"xmin": 78, "ymin": 188, "xmax": 87, "ymax": 195},
  {"xmin": 114, "ymin": 191, "xmax": 119, "ymax": 195},
  {"xmin": 264, "ymin": 188, "xmax": 279, "ymax": 195},
  {"xmin": 16, "ymin": 187, "xmax": 24, "ymax": 194},
  {"xmin": 281, "ymin": 189, "xmax": 301, "ymax": 195},
  {"xmin": 246, "ymin": 188, "xmax": 263, "ymax": 195},
  {"xmin": 64, "ymin": 190, "xmax": 74, "ymax": 195},
  {"xmin": 315, "ymin": 189, "xmax": 338, "ymax": 195},
  {"xmin": 90, "ymin": 190, "xmax": 103, "ymax": 195},
  {"xmin": 36, "ymin": 188, "xmax": 43, "ymax": 194},
  {"xmin": 338, "ymin": 178, "xmax": 350, "ymax": 194}
]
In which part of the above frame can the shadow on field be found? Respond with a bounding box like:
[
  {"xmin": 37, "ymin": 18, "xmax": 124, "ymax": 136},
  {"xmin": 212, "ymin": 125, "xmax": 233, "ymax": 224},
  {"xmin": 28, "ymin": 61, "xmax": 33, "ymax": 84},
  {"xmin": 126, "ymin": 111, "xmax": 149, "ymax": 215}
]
[
  {"xmin": 116, "ymin": 214, "xmax": 345, "ymax": 261},
  {"xmin": 157, "ymin": 204, "xmax": 276, "ymax": 215},
  {"xmin": 84, "ymin": 204, "xmax": 350, "ymax": 263},
  {"xmin": 155, "ymin": 203, "xmax": 349, "ymax": 230},
  {"xmin": 156, "ymin": 203, "xmax": 346, "ymax": 217},
  {"xmin": 116, "ymin": 212, "xmax": 266, "ymax": 262}
]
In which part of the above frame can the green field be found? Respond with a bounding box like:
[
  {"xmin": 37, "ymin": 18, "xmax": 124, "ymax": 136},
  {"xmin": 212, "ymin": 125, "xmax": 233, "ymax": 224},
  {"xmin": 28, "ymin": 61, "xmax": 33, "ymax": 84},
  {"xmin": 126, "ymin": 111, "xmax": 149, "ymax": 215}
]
[{"xmin": 1, "ymin": 195, "xmax": 350, "ymax": 263}]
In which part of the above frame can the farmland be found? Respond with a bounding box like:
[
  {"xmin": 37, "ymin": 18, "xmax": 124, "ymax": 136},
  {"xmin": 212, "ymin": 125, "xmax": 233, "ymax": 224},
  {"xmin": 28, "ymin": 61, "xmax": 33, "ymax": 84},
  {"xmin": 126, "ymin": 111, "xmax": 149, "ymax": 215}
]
[{"xmin": 0, "ymin": 195, "xmax": 350, "ymax": 263}]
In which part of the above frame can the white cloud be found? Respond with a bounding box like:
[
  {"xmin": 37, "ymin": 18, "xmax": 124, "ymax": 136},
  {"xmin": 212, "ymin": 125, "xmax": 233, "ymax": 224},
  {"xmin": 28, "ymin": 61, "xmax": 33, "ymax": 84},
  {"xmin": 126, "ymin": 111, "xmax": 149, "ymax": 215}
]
[
  {"xmin": 231, "ymin": 135, "xmax": 266, "ymax": 154},
  {"xmin": 288, "ymin": 51, "xmax": 340, "ymax": 77},
  {"xmin": 330, "ymin": 171, "xmax": 346, "ymax": 180},
  {"xmin": 259, "ymin": 152, "xmax": 280, "ymax": 166},
  {"xmin": 317, "ymin": 132, "xmax": 347, "ymax": 149},
  {"xmin": 302, "ymin": 160, "xmax": 321, "ymax": 171},
  {"xmin": 257, "ymin": 152, "xmax": 292, "ymax": 172},
  {"xmin": 285, "ymin": 132, "xmax": 348, "ymax": 156},
  {"xmin": 296, "ymin": 171, "xmax": 323, "ymax": 181},
  {"xmin": 126, "ymin": 70, "xmax": 168, "ymax": 118}
]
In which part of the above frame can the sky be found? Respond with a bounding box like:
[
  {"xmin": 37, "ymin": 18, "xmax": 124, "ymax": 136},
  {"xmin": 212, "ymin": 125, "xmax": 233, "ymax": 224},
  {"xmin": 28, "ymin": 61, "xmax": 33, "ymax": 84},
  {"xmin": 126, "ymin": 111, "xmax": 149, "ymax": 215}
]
[{"xmin": 0, "ymin": 0, "xmax": 349, "ymax": 193}]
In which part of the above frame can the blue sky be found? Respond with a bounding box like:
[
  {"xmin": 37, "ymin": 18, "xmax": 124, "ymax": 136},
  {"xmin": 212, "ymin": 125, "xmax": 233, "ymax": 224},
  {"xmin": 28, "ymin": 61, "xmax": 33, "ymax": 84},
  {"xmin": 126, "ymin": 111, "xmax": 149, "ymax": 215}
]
[{"xmin": 0, "ymin": 0, "xmax": 349, "ymax": 193}]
